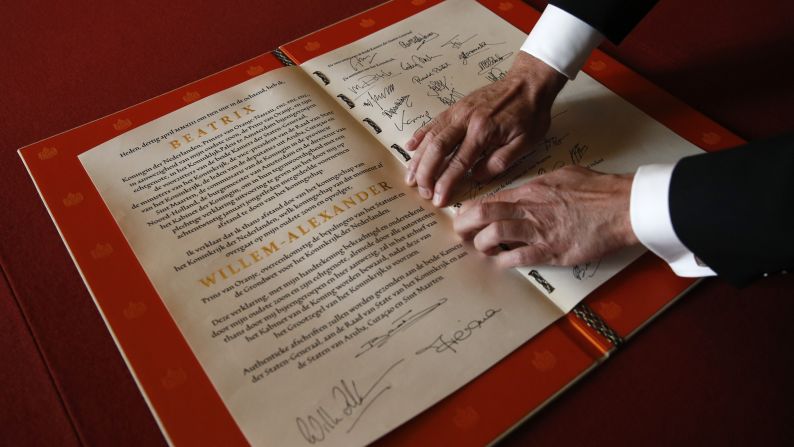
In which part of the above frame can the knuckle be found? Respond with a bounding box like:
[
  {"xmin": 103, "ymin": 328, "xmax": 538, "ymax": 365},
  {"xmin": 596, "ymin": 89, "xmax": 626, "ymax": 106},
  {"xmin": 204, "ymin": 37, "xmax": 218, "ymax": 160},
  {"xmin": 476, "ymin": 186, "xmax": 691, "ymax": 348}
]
[
  {"xmin": 425, "ymin": 140, "xmax": 444, "ymax": 156},
  {"xmin": 468, "ymin": 111, "xmax": 491, "ymax": 132},
  {"xmin": 415, "ymin": 168, "xmax": 432, "ymax": 186},
  {"xmin": 489, "ymin": 154, "xmax": 511, "ymax": 173},
  {"xmin": 452, "ymin": 104, "xmax": 474, "ymax": 121},
  {"xmin": 447, "ymin": 154, "xmax": 469, "ymax": 172},
  {"xmin": 512, "ymin": 249, "xmax": 534, "ymax": 266},
  {"xmin": 473, "ymin": 233, "xmax": 491, "ymax": 252},
  {"xmin": 472, "ymin": 203, "xmax": 489, "ymax": 222},
  {"xmin": 496, "ymin": 220, "xmax": 515, "ymax": 240}
]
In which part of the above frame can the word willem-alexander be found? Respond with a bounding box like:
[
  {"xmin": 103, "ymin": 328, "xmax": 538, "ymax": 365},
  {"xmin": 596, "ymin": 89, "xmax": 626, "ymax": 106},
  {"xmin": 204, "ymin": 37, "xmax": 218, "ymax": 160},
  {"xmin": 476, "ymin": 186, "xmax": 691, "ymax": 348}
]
[{"xmin": 195, "ymin": 181, "xmax": 394, "ymax": 288}]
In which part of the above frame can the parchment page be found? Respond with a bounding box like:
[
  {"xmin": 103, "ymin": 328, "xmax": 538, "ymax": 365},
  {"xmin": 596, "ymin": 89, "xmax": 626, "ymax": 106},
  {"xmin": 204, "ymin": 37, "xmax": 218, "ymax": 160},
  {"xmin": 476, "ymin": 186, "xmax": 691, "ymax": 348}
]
[
  {"xmin": 79, "ymin": 66, "xmax": 562, "ymax": 446},
  {"xmin": 299, "ymin": 0, "xmax": 703, "ymax": 312}
]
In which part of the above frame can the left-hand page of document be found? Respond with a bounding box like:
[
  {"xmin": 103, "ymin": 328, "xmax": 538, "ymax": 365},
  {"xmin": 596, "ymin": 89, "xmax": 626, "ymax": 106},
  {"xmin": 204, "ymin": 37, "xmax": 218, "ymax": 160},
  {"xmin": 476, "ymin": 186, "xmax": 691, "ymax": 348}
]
[{"xmin": 78, "ymin": 65, "xmax": 564, "ymax": 446}]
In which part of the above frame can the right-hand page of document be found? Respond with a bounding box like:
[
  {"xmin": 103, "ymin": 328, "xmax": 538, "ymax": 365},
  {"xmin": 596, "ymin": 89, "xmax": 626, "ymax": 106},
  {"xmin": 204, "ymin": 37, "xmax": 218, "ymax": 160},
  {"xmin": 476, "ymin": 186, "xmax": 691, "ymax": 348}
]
[{"xmin": 299, "ymin": 0, "xmax": 702, "ymax": 312}]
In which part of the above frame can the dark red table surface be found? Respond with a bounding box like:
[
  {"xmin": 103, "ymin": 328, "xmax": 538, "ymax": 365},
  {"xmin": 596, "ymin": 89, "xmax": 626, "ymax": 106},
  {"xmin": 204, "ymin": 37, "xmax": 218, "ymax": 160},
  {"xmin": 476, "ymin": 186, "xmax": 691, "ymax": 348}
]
[{"xmin": 1, "ymin": 1, "xmax": 792, "ymax": 445}]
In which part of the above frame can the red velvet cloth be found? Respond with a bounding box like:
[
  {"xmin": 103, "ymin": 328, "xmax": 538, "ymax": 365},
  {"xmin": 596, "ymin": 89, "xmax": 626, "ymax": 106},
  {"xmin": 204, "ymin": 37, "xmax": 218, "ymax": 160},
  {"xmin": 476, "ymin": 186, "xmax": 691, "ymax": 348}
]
[{"xmin": 1, "ymin": 0, "xmax": 792, "ymax": 445}]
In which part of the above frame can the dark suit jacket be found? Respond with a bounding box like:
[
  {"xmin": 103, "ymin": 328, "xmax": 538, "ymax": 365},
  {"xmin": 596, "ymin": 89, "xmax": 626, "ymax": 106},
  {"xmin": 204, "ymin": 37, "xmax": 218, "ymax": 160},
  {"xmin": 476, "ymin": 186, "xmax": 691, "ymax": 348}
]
[
  {"xmin": 670, "ymin": 136, "xmax": 794, "ymax": 286},
  {"xmin": 549, "ymin": 0, "xmax": 659, "ymax": 43},
  {"xmin": 549, "ymin": 0, "xmax": 794, "ymax": 286}
]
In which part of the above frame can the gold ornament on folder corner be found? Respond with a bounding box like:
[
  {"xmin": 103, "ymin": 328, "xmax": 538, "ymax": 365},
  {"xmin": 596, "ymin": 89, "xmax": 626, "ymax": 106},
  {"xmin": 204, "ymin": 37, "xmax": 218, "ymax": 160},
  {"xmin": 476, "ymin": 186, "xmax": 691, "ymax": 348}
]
[
  {"xmin": 112, "ymin": 118, "xmax": 132, "ymax": 131},
  {"xmin": 701, "ymin": 131, "xmax": 722, "ymax": 145},
  {"xmin": 90, "ymin": 243, "xmax": 114, "ymax": 259},
  {"xmin": 595, "ymin": 300, "xmax": 622, "ymax": 320},
  {"xmin": 498, "ymin": 1, "xmax": 514, "ymax": 11},
  {"xmin": 37, "ymin": 146, "xmax": 58, "ymax": 160},
  {"xmin": 304, "ymin": 41, "xmax": 321, "ymax": 52},
  {"xmin": 62, "ymin": 192, "xmax": 84, "ymax": 207},
  {"xmin": 246, "ymin": 65, "xmax": 264, "ymax": 76},
  {"xmin": 452, "ymin": 406, "xmax": 479, "ymax": 429},
  {"xmin": 161, "ymin": 368, "xmax": 187, "ymax": 390},
  {"xmin": 359, "ymin": 18, "xmax": 376, "ymax": 28},
  {"xmin": 531, "ymin": 350, "xmax": 557, "ymax": 372},
  {"xmin": 589, "ymin": 59, "xmax": 607, "ymax": 72},
  {"xmin": 182, "ymin": 90, "xmax": 201, "ymax": 103},
  {"xmin": 123, "ymin": 301, "xmax": 147, "ymax": 320}
]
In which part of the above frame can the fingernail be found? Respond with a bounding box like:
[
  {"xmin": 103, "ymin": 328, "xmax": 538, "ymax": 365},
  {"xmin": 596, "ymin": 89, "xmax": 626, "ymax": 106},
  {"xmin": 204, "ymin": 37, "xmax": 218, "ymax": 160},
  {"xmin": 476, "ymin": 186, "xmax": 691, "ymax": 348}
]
[
  {"xmin": 405, "ymin": 170, "xmax": 415, "ymax": 185},
  {"xmin": 432, "ymin": 192, "xmax": 442, "ymax": 206},
  {"xmin": 418, "ymin": 187, "xmax": 432, "ymax": 199},
  {"xmin": 406, "ymin": 137, "xmax": 415, "ymax": 149}
]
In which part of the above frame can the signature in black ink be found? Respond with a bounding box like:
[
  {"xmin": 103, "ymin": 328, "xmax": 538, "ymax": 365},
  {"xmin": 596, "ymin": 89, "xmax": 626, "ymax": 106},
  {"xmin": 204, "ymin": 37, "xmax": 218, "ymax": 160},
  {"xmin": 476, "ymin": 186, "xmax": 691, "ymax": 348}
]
[
  {"xmin": 477, "ymin": 52, "xmax": 513, "ymax": 75},
  {"xmin": 538, "ymin": 133, "xmax": 569, "ymax": 152},
  {"xmin": 381, "ymin": 95, "xmax": 413, "ymax": 119},
  {"xmin": 399, "ymin": 31, "xmax": 439, "ymax": 50},
  {"xmin": 539, "ymin": 158, "xmax": 567, "ymax": 176},
  {"xmin": 415, "ymin": 308, "xmax": 502, "ymax": 355},
  {"xmin": 569, "ymin": 142, "xmax": 589, "ymax": 165},
  {"xmin": 436, "ymin": 88, "xmax": 465, "ymax": 107},
  {"xmin": 349, "ymin": 52, "xmax": 378, "ymax": 72},
  {"xmin": 295, "ymin": 359, "xmax": 405, "ymax": 443},
  {"xmin": 572, "ymin": 259, "xmax": 601, "ymax": 280},
  {"xmin": 362, "ymin": 84, "xmax": 395, "ymax": 110},
  {"xmin": 400, "ymin": 53, "xmax": 442, "ymax": 70},
  {"xmin": 458, "ymin": 41, "xmax": 505, "ymax": 65},
  {"xmin": 349, "ymin": 70, "xmax": 395, "ymax": 96},
  {"xmin": 426, "ymin": 76, "xmax": 449, "ymax": 96},
  {"xmin": 484, "ymin": 67, "xmax": 507, "ymax": 83},
  {"xmin": 462, "ymin": 178, "xmax": 486, "ymax": 201},
  {"xmin": 441, "ymin": 33, "xmax": 477, "ymax": 50},
  {"xmin": 410, "ymin": 62, "xmax": 450, "ymax": 85},
  {"xmin": 394, "ymin": 109, "xmax": 432, "ymax": 132},
  {"xmin": 356, "ymin": 298, "xmax": 447, "ymax": 357}
]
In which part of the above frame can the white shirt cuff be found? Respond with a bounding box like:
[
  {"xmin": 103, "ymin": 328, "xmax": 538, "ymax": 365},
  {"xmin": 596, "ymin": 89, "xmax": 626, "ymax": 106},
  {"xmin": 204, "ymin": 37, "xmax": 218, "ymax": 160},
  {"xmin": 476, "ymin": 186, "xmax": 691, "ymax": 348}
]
[
  {"xmin": 520, "ymin": 4, "xmax": 604, "ymax": 79},
  {"xmin": 630, "ymin": 164, "xmax": 717, "ymax": 277}
]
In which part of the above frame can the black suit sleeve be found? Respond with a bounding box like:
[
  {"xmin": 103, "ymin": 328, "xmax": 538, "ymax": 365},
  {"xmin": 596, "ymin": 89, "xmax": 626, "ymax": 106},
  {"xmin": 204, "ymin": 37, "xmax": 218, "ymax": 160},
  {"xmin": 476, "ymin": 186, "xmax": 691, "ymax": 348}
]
[
  {"xmin": 669, "ymin": 135, "xmax": 794, "ymax": 286},
  {"xmin": 548, "ymin": 0, "xmax": 659, "ymax": 43}
]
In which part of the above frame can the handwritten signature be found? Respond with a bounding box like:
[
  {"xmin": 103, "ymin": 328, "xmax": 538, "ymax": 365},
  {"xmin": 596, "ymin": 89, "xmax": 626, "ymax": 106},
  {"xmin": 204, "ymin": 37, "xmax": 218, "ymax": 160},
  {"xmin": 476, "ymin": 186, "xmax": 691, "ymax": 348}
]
[
  {"xmin": 411, "ymin": 62, "xmax": 450, "ymax": 85},
  {"xmin": 569, "ymin": 142, "xmax": 589, "ymax": 165},
  {"xmin": 399, "ymin": 31, "xmax": 439, "ymax": 50},
  {"xmin": 416, "ymin": 308, "xmax": 502, "ymax": 355},
  {"xmin": 295, "ymin": 359, "xmax": 405, "ymax": 443},
  {"xmin": 356, "ymin": 298, "xmax": 447, "ymax": 357},
  {"xmin": 394, "ymin": 109, "xmax": 432, "ymax": 132},
  {"xmin": 435, "ymin": 88, "xmax": 465, "ymax": 107},
  {"xmin": 349, "ymin": 70, "xmax": 396, "ymax": 96},
  {"xmin": 484, "ymin": 67, "xmax": 507, "ymax": 83},
  {"xmin": 400, "ymin": 53, "xmax": 442, "ymax": 70},
  {"xmin": 362, "ymin": 84, "xmax": 395, "ymax": 110},
  {"xmin": 349, "ymin": 52, "xmax": 378, "ymax": 72},
  {"xmin": 477, "ymin": 52, "xmax": 513, "ymax": 75},
  {"xmin": 458, "ymin": 40, "xmax": 505, "ymax": 65},
  {"xmin": 572, "ymin": 259, "xmax": 601, "ymax": 280},
  {"xmin": 441, "ymin": 33, "xmax": 477, "ymax": 50}
]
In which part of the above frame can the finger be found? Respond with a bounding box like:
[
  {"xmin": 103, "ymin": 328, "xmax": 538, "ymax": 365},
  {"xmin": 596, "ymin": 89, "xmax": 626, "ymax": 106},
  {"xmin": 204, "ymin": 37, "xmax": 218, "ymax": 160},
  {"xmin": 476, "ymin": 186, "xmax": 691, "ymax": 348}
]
[
  {"xmin": 405, "ymin": 116, "xmax": 449, "ymax": 184},
  {"xmin": 432, "ymin": 117, "xmax": 493, "ymax": 207},
  {"xmin": 482, "ymin": 178, "xmax": 543, "ymax": 205},
  {"xmin": 405, "ymin": 142, "xmax": 425, "ymax": 186},
  {"xmin": 493, "ymin": 245, "xmax": 548, "ymax": 268},
  {"xmin": 473, "ymin": 220, "xmax": 533, "ymax": 254},
  {"xmin": 405, "ymin": 115, "xmax": 440, "ymax": 151},
  {"xmin": 414, "ymin": 124, "xmax": 466, "ymax": 200},
  {"xmin": 470, "ymin": 136, "xmax": 527, "ymax": 183},
  {"xmin": 454, "ymin": 201, "xmax": 524, "ymax": 239}
]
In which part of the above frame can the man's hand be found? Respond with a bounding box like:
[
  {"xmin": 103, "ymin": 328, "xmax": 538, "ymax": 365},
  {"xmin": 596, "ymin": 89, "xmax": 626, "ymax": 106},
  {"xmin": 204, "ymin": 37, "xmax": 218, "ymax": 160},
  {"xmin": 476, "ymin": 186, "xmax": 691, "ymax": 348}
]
[
  {"xmin": 453, "ymin": 166, "xmax": 639, "ymax": 268},
  {"xmin": 404, "ymin": 52, "xmax": 567, "ymax": 207}
]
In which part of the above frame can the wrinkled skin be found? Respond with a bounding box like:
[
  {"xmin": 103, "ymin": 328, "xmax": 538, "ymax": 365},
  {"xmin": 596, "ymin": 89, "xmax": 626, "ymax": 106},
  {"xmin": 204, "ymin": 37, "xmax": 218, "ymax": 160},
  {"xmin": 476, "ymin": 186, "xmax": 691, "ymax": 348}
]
[
  {"xmin": 404, "ymin": 52, "xmax": 567, "ymax": 207},
  {"xmin": 453, "ymin": 166, "xmax": 639, "ymax": 268}
]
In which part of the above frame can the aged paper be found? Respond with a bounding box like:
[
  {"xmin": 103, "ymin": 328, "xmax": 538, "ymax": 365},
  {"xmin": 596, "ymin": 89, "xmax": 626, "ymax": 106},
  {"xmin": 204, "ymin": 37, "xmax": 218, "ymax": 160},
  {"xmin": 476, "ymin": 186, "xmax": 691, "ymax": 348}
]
[
  {"xmin": 79, "ymin": 66, "xmax": 563, "ymax": 446},
  {"xmin": 300, "ymin": 0, "xmax": 703, "ymax": 311}
]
